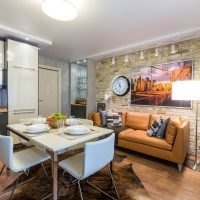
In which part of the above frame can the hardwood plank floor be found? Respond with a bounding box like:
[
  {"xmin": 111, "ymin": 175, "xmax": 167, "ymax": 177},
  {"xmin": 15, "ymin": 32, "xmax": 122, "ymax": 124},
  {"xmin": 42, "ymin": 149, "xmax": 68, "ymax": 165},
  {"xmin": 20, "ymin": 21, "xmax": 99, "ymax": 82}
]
[
  {"xmin": 116, "ymin": 147, "xmax": 200, "ymax": 200},
  {"xmin": 0, "ymin": 147, "xmax": 200, "ymax": 200}
]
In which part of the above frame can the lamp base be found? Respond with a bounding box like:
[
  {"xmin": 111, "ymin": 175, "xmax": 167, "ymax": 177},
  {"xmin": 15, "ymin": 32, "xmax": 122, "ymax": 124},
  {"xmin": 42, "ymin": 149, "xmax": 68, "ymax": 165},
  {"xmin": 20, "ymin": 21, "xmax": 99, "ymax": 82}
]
[{"xmin": 185, "ymin": 159, "xmax": 200, "ymax": 171}]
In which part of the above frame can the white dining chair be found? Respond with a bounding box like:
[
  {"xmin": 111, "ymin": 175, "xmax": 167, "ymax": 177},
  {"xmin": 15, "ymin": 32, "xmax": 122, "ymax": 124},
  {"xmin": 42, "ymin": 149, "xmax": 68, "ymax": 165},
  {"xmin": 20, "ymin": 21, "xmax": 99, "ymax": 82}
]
[
  {"xmin": 0, "ymin": 135, "xmax": 51, "ymax": 200},
  {"xmin": 58, "ymin": 133, "xmax": 119, "ymax": 200}
]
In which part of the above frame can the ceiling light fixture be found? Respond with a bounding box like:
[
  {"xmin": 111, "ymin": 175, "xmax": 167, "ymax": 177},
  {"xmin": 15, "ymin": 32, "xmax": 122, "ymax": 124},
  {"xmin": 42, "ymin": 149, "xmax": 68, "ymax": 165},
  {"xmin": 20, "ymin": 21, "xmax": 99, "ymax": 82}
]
[
  {"xmin": 111, "ymin": 56, "xmax": 115, "ymax": 65},
  {"xmin": 41, "ymin": 0, "xmax": 77, "ymax": 21},
  {"xmin": 140, "ymin": 51, "xmax": 144, "ymax": 59},
  {"xmin": 155, "ymin": 47, "xmax": 159, "ymax": 57},
  {"xmin": 124, "ymin": 53, "xmax": 128, "ymax": 63},
  {"xmin": 171, "ymin": 44, "xmax": 177, "ymax": 54}
]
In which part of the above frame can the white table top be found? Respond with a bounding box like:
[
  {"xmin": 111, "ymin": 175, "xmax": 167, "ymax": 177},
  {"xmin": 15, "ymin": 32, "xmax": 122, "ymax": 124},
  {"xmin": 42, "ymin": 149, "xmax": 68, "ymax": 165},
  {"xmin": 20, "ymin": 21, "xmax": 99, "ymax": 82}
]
[{"xmin": 7, "ymin": 124, "xmax": 113, "ymax": 153}]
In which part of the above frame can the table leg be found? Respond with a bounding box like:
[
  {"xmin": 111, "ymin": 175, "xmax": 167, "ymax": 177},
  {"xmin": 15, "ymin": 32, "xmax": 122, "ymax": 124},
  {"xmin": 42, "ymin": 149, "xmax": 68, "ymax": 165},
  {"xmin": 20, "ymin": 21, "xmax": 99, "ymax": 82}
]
[
  {"xmin": 52, "ymin": 152, "xmax": 58, "ymax": 200},
  {"xmin": 46, "ymin": 150, "xmax": 58, "ymax": 200}
]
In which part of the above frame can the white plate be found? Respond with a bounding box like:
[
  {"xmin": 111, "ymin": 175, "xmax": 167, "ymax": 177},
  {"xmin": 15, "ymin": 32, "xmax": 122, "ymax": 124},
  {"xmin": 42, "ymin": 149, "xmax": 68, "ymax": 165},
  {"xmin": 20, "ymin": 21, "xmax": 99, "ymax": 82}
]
[
  {"xmin": 24, "ymin": 124, "xmax": 50, "ymax": 133},
  {"xmin": 65, "ymin": 125, "xmax": 90, "ymax": 135}
]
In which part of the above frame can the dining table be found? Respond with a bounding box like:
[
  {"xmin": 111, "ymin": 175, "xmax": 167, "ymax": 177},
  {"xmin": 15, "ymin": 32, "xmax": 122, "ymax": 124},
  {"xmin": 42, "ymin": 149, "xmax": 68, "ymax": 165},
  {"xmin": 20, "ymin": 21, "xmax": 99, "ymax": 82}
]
[{"xmin": 7, "ymin": 123, "xmax": 113, "ymax": 200}]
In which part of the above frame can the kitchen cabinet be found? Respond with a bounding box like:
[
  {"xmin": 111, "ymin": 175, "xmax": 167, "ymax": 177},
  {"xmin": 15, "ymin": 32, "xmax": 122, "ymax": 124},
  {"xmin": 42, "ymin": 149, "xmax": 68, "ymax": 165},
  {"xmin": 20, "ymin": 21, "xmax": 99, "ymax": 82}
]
[
  {"xmin": 8, "ymin": 66, "xmax": 38, "ymax": 112},
  {"xmin": 7, "ymin": 39, "xmax": 38, "ymax": 70},
  {"xmin": 7, "ymin": 39, "xmax": 38, "ymax": 143}
]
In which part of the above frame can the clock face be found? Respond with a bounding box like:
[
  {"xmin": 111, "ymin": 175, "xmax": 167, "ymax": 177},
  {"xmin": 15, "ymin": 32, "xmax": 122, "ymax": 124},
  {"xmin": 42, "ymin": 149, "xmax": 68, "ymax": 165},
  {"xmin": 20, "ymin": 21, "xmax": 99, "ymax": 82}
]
[{"xmin": 112, "ymin": 76, "xmax": 130, "ymax": 96}]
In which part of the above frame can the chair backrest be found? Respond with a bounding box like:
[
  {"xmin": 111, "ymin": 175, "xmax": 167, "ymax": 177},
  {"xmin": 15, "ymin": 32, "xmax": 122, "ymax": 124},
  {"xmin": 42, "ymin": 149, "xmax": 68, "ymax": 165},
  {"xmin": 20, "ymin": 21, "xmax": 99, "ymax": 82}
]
[
  {"xmin": 83, "ymin": 133, "xmax": 115, "ymax": 178},
  {"xmin": 0, "ymin": 136, "xmax": 14, "ymax": 170}
]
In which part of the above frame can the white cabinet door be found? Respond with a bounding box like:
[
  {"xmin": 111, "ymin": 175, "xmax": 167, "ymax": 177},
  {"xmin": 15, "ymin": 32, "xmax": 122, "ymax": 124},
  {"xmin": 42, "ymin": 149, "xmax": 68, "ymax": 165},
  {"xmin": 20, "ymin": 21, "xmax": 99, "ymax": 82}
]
[
  {"xmin": 0, "ymin": 40, "xmax": 4, "ymax": 68},
  {"xmin": 8, "ymin": 66, "xmax": 38, "ymax": 113},
  {"xmin": 7, "ymin": 39, "xmax": 38, "ymax": 70}
]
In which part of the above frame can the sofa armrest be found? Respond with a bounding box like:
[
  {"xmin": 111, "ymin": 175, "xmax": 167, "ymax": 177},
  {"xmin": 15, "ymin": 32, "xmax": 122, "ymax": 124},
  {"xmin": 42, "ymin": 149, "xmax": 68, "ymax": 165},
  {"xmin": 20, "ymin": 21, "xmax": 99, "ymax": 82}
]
[{"xmin": 172, "ymin": 120, "xmax": 190, "ymax": 164}]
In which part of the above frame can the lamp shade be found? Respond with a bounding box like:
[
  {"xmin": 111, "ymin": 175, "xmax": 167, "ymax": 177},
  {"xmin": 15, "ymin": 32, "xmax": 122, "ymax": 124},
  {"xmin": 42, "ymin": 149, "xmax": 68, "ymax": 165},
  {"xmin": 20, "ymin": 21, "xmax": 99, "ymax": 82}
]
[{"xmin": 172, "ymin": 80, "xmax": 200, "ymax": 100}]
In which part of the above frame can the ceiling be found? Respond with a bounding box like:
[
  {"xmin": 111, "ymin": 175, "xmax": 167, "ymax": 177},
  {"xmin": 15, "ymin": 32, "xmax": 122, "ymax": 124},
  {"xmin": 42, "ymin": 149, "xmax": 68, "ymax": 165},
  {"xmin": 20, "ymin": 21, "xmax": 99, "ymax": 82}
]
[{"xmin": 1, "ymin": 0, "xmax": 200, "ymax": 61}]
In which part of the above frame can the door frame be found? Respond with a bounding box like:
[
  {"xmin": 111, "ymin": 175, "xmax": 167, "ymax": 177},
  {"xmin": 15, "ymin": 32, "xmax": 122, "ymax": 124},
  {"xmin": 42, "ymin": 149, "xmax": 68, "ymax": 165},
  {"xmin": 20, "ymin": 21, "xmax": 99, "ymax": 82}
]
[{"xmin": 39, "ymin": 65, "xmax": 61, "ymax": 114}]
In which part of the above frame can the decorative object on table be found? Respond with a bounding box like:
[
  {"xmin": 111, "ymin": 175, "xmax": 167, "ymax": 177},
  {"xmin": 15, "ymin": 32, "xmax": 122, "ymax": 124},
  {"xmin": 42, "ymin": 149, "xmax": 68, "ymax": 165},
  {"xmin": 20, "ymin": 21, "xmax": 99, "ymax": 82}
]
[
  {"xmin": 172, "ymin": 80, "xmax": 200, "ymax": 171},
  {"xmin": 46, "ymin": 113, "xmax": 67, "ymax": 128},
  {"xmin": 131, "ymin": 60, "xmax": 193, "ymax": 107},
  {"xmin": 112, "ymin": 76, "xmax": 130, "ymax": 96},
  {"xmin": 1, "ymin": 152, "xmax": 151, "ymax": 200}
]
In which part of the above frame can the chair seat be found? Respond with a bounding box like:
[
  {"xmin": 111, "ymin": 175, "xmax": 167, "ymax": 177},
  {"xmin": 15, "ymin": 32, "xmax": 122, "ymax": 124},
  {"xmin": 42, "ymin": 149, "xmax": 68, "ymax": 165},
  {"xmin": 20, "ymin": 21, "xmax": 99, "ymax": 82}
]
[
  {"xmin": 58, "ymin": 152, "xmax": 84, "ymax": 180},
  {"xmin": 13, "ymin": 147, "xmax": 50, "ymax": 172}
]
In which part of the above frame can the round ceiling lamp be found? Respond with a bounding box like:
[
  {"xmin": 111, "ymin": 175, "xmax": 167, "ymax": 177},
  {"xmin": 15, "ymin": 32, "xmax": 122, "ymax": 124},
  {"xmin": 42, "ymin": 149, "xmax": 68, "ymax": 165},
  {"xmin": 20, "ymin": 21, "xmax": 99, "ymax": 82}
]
[{"xmin": 41, "ymin": 0, "xmax": 77, "ymax": 21}]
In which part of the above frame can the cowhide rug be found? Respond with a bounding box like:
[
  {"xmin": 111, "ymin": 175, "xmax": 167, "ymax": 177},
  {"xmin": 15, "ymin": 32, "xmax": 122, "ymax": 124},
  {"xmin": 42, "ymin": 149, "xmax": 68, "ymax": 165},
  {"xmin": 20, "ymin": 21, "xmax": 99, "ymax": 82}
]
[{"xmin": 0, "ymin": 152, "xmax": 151, "ymax": 200}]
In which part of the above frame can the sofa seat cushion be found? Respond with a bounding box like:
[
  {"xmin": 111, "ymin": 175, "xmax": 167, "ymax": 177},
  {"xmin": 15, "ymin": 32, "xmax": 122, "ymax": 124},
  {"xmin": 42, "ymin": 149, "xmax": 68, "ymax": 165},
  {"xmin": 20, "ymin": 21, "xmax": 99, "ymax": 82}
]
[{"xmin": 118, "ymin": 129, "xmax": 172, "ymax": 151}]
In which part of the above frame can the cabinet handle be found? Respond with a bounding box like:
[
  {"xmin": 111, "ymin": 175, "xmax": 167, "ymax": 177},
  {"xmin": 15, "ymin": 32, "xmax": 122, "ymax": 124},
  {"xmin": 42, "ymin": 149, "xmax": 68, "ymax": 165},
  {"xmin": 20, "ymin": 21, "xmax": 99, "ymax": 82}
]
[
  {"xmin": 13, "ymin": 109, "xmax": 35, "ymax": 112},
  {"xmin": 39, "ymin": 100, "xmax": 43, "ymax": 102},
  {"xmin": 13, "ymin": 66, "xmax": 36, "ymax": 71},
  {"xmin": 13, "ymin": 111, "xmax": 35, "ymax": 115}
]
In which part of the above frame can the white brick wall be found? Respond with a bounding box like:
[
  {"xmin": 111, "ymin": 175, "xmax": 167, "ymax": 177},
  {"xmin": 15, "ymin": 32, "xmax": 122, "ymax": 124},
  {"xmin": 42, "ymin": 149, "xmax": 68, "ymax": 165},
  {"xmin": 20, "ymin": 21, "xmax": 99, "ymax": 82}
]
[{"xmin": 96, "ymin": 38, "xmax": 200, "ymax": 155}]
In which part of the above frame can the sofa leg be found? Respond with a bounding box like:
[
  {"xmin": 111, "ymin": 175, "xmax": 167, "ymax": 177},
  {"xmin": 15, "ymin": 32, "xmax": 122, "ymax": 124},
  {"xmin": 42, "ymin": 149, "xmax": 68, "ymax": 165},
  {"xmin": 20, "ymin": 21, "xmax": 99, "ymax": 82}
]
[{"xmin": 178, "ymin": 164, "xmax": 183, "ymax": 172}]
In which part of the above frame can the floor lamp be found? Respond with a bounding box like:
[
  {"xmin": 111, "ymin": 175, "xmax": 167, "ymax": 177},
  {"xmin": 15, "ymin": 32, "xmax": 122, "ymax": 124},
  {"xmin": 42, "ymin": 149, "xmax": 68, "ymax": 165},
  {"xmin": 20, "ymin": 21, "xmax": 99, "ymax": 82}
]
[{"xmin": 172, "ymin": 80, "xmax": 200, "ymax": 171}]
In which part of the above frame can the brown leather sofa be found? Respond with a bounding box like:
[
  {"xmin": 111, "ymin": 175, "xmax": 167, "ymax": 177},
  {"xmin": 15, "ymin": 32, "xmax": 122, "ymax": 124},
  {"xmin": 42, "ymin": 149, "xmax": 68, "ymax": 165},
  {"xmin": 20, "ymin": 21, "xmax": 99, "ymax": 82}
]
[{"xmin": 89, "ymin": 111, "xmax": 190, "ymax": 171}]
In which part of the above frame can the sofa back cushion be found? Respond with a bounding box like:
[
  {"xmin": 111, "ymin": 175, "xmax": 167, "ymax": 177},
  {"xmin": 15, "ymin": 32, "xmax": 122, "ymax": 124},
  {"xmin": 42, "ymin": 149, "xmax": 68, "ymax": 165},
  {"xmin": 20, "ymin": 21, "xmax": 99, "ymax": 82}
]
[
  {"xmin": 126, "ymin": 111, "xmax": 150, "ymax": 130},
  {"xmin": 165, "ymin": 120, "xmax": 177, "ymax": 144}
]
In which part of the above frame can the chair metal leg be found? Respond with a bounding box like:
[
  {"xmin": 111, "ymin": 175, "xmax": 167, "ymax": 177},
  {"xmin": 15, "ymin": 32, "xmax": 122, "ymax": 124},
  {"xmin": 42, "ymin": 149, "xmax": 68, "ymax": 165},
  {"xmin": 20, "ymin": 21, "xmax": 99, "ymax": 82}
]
[
  {"xmin": 0, "ymin": 165, "xmax": 5, "ymax": 176},
  {"xmin": 41, "ymin": 164, "xmax": 49, "ymax": 179},
  {"xmin": 86, "ymin": 164, "xmax": 120, "ymax": 200},
  {"xmin": 9, "ymin": 172, "xmax": 22, "ymax": 200},
  {"xmin": 108, "ymin": 165, "xmax": 120, "ymax": 200},
  {"xmin": 0, "ymin": 175, "xmax": 36, "ymax": 196},
  {"xmin": 77, "ymin": 180, "xmax": 83, "ymax": 200}
]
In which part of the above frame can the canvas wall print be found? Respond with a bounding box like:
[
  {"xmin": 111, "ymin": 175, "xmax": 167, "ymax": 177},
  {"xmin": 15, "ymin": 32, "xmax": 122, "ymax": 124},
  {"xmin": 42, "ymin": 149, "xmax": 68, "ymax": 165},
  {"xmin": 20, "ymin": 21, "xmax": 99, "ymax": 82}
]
[{"xmin": 131, "ymin": 60, "xmax": 192, "ymax": 107}]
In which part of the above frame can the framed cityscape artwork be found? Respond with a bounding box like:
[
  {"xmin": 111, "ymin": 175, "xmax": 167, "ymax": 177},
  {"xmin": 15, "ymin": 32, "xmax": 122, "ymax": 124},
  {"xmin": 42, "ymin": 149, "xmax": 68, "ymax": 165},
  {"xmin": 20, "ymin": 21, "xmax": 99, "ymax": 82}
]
[{"xmin": 131, "ymin": 60, "xmax": 193, "ymax": 108}]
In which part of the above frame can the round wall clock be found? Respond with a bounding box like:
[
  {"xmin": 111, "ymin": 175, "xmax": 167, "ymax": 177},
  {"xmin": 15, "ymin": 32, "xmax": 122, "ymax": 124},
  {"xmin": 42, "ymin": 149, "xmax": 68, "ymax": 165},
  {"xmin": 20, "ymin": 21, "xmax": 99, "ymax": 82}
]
[{"xmin": 112, "ymin": 76, "xmax": 130, "ymax": 96}]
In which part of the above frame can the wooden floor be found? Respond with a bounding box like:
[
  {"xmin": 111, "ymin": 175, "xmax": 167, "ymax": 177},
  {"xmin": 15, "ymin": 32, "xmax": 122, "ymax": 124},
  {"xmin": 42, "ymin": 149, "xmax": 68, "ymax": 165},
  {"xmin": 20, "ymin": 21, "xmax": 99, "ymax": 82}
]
[
  {"xmin": 116, "ymin": 148, "xmax": 200, "ymax": 200},
  {"xmin": 1, "ymin": 147, "xmax": 200, "ymax": 200}
]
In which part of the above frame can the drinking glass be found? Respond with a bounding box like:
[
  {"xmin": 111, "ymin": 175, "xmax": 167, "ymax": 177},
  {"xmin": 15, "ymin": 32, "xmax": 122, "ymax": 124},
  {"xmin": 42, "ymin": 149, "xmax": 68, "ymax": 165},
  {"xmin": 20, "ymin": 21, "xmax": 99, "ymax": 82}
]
[
  {"xmin": 68, "ymin": 116, "xmax": 75, "ymax": 126},
  {"xmin": 57, "ymin": 120, "xmax": 65, "ymax": 135}
]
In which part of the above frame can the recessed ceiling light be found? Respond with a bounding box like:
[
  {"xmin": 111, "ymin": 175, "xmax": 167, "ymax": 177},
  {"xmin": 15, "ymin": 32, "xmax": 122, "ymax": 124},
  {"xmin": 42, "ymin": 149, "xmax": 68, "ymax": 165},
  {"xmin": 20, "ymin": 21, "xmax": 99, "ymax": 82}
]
[
  {"xmin": 83, "ymin": 59, "xmax": 87, "ymax": 63},
  {"xmin": 41, "ymin": 0, "xmax": 77, "ymax": 21}
]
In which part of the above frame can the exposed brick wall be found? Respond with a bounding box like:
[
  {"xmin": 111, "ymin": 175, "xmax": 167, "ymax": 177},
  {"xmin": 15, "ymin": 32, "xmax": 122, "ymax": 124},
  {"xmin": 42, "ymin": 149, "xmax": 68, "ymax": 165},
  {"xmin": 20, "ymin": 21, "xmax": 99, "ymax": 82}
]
[{"xmin": 96, "ymin": 38, "xmax": 200, "ymax": 155}]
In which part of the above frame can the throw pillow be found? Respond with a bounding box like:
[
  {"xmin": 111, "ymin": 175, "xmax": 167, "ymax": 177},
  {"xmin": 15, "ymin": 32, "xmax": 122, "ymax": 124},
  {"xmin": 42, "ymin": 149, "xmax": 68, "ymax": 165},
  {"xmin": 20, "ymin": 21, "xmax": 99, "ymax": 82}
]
[
  {"xmin": 93, "ymin": 112, "xmax": 101, "ymax": 127},
  {"xmin": 147, "ymin": 117, "xmax": 163, "ymax": 136},
  {"xmin": 107, "ymin": 111, "xmax": 122, "ymax": 128},
  {"xmin": 99, "ymin": 110, "xmax": 107, "ymax": 127},
  {"xmin": 165, "ymin": 120, "xmax": 177, "ymax": 144},
  {"xmin": 156, "ymin": 117, "xmax": 170, "ymax": 138}
]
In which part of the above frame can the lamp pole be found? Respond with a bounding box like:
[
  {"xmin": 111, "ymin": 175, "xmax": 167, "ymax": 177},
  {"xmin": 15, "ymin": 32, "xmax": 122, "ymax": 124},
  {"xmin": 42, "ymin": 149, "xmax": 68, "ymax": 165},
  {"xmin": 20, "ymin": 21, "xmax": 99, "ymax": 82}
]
[{"xmin": 192, "ymin": 100, "xmax": 200, "ymax": 170}]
